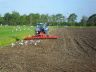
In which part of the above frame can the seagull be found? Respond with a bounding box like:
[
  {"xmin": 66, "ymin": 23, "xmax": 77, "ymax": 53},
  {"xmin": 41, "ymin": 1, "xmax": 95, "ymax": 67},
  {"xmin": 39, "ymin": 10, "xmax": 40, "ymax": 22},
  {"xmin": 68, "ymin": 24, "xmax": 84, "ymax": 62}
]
[
  {"xmin": 34, "ymin": 42, "xmax": 37, "ymax": 46},
  {"xmin": 11, "ymin": 43, "xmax": 15, "ymax": 47}
]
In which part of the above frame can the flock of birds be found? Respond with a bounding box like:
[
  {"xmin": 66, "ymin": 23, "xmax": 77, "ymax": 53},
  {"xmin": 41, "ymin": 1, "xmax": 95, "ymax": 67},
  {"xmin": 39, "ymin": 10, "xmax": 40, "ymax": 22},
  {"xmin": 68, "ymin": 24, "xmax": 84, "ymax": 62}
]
[
  {"xmin": 11, "ymin": 40, "xmax": 41, "ymax": 47},
  {"xmin": 12, "ymin": 25, "xmax": 33, "ymax": 32},
  {"xmin": 0, "ymin": 25, "xmax": 42, "ymax": 48},
  {"xmin": 10, "ymin": 25, "xmax": 41, "ymax": 47}
]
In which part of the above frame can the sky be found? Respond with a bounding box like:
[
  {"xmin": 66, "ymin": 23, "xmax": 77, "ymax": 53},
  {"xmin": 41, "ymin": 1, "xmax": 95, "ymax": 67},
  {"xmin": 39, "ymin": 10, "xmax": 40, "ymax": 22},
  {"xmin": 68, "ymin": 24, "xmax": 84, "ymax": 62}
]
[{"xmin": 0, "ymin": 0, "xmax": 96, "ymax": 21}]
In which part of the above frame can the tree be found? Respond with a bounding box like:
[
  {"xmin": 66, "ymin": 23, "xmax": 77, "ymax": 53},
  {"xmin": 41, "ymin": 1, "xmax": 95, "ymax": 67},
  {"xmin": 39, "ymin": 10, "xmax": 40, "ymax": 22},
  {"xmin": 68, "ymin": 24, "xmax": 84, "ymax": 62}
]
[
  {"xmin": 28, "ymin": 13, "xmax": 40, "ymax": 25},
  {"xmin": 3, "ymin": 11, "xmax": 20, "ymax": 25},
  {"xmin": 47, "ymin": 14, "xmax": 65, "ymax": 26},
  {"xmin": 4, "ymin": 12, "xmax": 12, "ymax": 25},
  {"xmin": 11, "ymin": 11, "xmax": 20, "ymax": 25},
  {"xmin": 0, "ymin": 15, "xmax": 4, "ymax": 24},
  {"xmin": 48, "ymin": 15, "xmax": 57, "ymax": 26},
  {"xmin": 68, "ymin": 13, "xmax": 77, "ymax": 26},
  {"xmin": 56, "ymin": 14, "xmax": 65, "ymax": 23},
  {"xmin": 40, "ymin": 14, "xmax": 48, "ymax": 23},
  {"xmin": 20, "ymin": 14, "xmax": 28, "ymax": 25},
  {"xmin": 87, "ymin": 14, "xmax": 96, "ymax": 26},
  {"xmin": 80, "ymin": 16, "xmax": 88, "ymax": 26}
]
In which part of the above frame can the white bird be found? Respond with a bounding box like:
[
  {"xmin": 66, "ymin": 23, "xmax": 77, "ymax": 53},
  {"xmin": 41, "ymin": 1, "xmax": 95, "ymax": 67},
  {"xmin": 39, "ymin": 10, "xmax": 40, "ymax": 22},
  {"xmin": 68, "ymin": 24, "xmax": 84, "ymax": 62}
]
[
  {"xmin": 29, "ymin": 40, "xmax": 34, "ymax": 44},
  {"xmin": 11, "ymin": 43, "xmax": 15, "ymax": 47},
  {"xmin": 19, "ymin": 42, "xmax": 24, "ymax": 45},
  {"xmin": 36, "ymin": 40, "xmax": 41, "ymax": 43},
  {"xmin": 24, "ymin": 41, "xmax": 28, "ymax": 45},
  {"xmin": 34, "ymin": 42, "xmax": 37, "ymax": 46}
]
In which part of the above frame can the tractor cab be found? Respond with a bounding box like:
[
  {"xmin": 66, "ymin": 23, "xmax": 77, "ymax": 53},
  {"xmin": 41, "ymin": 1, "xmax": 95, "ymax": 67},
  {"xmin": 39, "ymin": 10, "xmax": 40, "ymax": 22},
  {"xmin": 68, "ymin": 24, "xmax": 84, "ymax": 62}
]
[{"xmin": 35, "ymin": 23, "xmax": 48, "ymax": 35}]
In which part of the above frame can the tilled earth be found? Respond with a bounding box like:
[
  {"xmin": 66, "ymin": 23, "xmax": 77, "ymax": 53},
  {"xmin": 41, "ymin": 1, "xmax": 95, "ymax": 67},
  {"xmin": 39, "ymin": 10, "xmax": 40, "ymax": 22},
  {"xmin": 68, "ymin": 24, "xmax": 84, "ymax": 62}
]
[{"xmin": 0, "ymin": 28, "xmax": 96, "ymax": 72}]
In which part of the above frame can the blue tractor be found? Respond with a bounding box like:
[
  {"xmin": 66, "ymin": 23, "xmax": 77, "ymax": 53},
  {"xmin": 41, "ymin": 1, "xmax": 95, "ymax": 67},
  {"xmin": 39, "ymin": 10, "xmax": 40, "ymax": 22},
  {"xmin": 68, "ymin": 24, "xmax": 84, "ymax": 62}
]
[
  {"xmin": 35, "ymin": 23, "xmax": 49, "ymax": 35},
  {"xmin": 24, "ymin": 23, "xmax": 60, "ymax": 40}
]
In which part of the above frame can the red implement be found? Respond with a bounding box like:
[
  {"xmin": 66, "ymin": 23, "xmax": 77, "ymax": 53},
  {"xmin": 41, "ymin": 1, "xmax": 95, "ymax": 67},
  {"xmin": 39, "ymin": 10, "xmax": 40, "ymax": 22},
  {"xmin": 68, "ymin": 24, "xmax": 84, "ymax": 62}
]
[{"xmin": 24, "ymin": 32, "xmax": 60, "ymax": 40}]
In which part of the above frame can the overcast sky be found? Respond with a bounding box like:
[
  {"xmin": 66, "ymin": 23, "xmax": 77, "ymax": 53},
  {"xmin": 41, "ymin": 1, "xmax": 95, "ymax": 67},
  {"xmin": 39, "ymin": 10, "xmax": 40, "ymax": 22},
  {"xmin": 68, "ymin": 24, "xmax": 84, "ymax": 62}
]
[{"xmin": 0, "ymin": 0, "xmax": 96, "ymax": 21}]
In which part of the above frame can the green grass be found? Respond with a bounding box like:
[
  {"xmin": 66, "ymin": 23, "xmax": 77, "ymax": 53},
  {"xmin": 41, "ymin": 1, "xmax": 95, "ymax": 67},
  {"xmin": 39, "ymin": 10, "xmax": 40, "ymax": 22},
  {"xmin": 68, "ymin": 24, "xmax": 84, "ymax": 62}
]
[{"xmin": 0, "ymin": 25, "xmax": 35, "ymax": 46}]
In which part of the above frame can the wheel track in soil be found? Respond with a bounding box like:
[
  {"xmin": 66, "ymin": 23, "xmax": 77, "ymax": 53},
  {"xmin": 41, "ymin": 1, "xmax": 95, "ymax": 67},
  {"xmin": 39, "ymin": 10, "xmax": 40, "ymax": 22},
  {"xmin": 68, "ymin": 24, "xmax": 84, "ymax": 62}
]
[{"xmin": 0, "ymin": 28, "xmax": 96, "ymax": 72}]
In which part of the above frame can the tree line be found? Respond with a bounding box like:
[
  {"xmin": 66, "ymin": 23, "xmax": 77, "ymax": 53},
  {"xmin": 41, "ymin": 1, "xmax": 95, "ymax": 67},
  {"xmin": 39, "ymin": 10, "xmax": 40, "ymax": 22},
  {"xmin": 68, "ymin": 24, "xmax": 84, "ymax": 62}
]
[{"xmin": 0, "ymin": 11, "xmax": 96, "ymax": 26}]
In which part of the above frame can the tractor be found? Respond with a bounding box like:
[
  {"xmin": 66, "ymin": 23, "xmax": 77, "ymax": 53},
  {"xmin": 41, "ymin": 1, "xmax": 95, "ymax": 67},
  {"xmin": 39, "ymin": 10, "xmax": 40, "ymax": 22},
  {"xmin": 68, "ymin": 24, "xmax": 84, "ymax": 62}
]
[{"xmin": 24, "ymin": 23, "xmax": 60, "ymax": 40}]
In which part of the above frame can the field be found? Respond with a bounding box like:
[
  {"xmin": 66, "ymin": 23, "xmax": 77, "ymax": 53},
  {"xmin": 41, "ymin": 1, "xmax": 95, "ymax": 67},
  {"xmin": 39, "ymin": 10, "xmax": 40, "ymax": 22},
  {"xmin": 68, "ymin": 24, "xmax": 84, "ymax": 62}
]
[
  {"xmin": 0, "ymin": 27, "xmax": 96, "ymax": 72},
  {"xmin": 0, "ymin": 26, "xmax": 35, "ymax": 46}
]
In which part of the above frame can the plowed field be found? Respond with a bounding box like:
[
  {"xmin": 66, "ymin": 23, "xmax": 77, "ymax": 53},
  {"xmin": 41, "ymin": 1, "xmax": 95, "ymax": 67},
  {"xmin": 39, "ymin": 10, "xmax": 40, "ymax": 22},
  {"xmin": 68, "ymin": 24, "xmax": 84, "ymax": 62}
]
[{"xmin": 0, "ymin": 28, "xmax": 96, "ymax": 72}]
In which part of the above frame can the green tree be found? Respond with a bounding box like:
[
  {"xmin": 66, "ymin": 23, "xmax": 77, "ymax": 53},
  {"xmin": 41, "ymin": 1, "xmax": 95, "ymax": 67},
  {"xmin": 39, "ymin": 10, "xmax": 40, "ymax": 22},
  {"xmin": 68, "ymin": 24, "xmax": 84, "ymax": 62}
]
[
  {"xmin": 0, "ymin": 15, "xmax": 4, "ymax": 24},
  {"xmin": 4, "ymin": 12, "xmax": 12, "ymax": 25},
  {"xmin": 11, "ymin": 11, "xmax": 20, "ymax": 25},
  {"xmin": 87, "ymin": 14, "xmax": 96, "ymax": 26},
  {"xmin": 20, "ymin": 14, "xmax": 28, "ymax": 25},
  {"xmin": 4, "ymin": 11, "xmax": 20, "ymax": 25},
  {"xmin": 48, "ymin": 15, "xmax": 57, "ymax": 26},
  {"xmin": 49, "ymin": 14, "xmax": 65, "ymax": 26},
  {"xmin": 28, "ymin": 13, "xmax": 40, "ymax": 25},
  {"xmin": 40, "ymin": 14, "xmax": 48, "ymax": 23},
  {"xmin": 56, "ymin": 14, "xmax": 65, "ymax": 22},
  {"xmin": 80, "ymin": 16, "xmax": 88, "ymax": 26},
  {"xmin": 68, "ymin": 13, "xmax": 77, "ymax": 26}
]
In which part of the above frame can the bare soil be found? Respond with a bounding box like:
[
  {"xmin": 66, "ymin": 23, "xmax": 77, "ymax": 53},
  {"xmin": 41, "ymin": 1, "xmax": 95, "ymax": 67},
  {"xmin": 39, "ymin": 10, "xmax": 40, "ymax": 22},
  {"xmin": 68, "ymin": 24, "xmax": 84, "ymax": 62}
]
[{"xmin": 0, "ymin": 28, "xmax": 96, "ymax": 72}]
